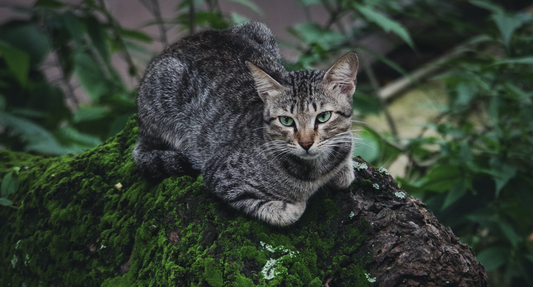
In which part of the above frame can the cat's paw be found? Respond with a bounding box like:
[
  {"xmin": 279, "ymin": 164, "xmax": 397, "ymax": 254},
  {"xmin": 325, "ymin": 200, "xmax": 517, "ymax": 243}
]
[
  {"xmin": 254, "ymin": 201, "xmax": 306, "ymax": 226},
  {"xmin": 328, "ymin": 164, "xmax": 355, "ymax": 190}
]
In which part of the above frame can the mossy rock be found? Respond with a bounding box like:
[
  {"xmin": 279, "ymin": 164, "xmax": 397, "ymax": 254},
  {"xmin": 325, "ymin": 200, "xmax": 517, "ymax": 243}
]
[{"xmin": 0, "ymin": 116, "xmax": 371, "ymax": 287}]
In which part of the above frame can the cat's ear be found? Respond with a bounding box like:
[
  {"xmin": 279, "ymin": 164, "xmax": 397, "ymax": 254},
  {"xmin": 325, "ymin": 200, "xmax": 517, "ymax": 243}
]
[
  {"xmin": 322, "ymin": 52, "xmax": 358, "ymax": 98},
  {"xmin": 246, "ymin": 61, "xmax": 284, "ymax": 102}
]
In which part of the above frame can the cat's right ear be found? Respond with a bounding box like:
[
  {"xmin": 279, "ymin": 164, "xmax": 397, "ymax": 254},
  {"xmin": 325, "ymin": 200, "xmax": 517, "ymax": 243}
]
[
  {"xmin": 322, "ymin": 52, "xmax": 359, "ymax": 99},
  {"xmin": 246, "ymin": 61, "xmax": 284, "ymax": 102}
]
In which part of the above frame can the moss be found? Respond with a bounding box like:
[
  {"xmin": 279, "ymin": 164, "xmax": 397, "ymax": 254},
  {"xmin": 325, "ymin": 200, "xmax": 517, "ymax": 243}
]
[{"xmin": 0, "ymin": 115, "xmax": 370, "ymax": 286}]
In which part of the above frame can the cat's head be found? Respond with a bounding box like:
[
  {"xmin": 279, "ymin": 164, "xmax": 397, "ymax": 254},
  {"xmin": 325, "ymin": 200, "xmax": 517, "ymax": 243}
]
[{"xmin": 247, "ymin": 52, "xmax": 358, "ymax": 160}]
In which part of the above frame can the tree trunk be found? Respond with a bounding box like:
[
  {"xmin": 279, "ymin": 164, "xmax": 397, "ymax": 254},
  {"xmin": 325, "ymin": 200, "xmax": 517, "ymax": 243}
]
[{"xmin": 0, "ymin": 116, "xmax": 487, "ymax": 286}]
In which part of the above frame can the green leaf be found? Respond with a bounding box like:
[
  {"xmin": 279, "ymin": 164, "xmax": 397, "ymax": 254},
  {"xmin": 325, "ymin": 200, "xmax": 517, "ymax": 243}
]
[
  {"xmin": 513, "ymin": 178, "xmax": 533, "ymax": 219},
  {"xmin": 492, "ymin": 56, "xmax": 533, "ymax": 66},
  {"xmin": 1, "ymin": 167, "xmax": 20, "ymax": 198},
  {"xmin": 86, "ymin": 16, "xmax": 110, "ymax": 62},
  {"xmin": 0, "ymin": 112, "xmax": 57, "ymax": 145},
  {"xmin": 118, "ymin": 28, "xmax": 152, "ymax": 43},
  {"xmin": 0, "ymin": 198, "xmax": 14, "ymax": 207},
  {"xmin": 292, "ymin": 23, "xmax": 345, "ymax": 50},
  {"xmin": 226, "ymin": 0, "xmax": 263, "ymax": 16},
  {"xmin": 417, "ymin": 164, "xmax": 462, "ymax": 192},
  {"xmin": 455, "ymin": 81, "xmax": 477, "ymax": 107},
  {"xmin": 358, "ymin": 127, "xmax": 402, "ymax": 166},
  {"xmin": 490, "ymin": 158, "xmax": 516, "ymax": 197},
  {"xmin": 62, "ymin": 11, "xmax": 85, "ymax": 47},
  {"xmin": 230, "ymin": 13, "xmax": 250, "ymax": 25},
  {"xmin": 468, "ymin": 0, "xmax": 504, "ymax": 14},
  {"xmin": 0, "ymin": 112, "xmax": 74, "ymax": 155},
  {"xmin": 352, "ymin": 92, "xmax": 380, "ymax": 115},
  {"xmin": 442, "ymin": 180, "xmax": 467, "ymax": 210},
  {"xmin": 11, "ymin": 108, "xmax": 47, "ymax": 118},
  {"xmin": 73, "ymin": 106, "xmax": 109, "ymax": 123},
  {"xmin": 492, "ymin": 13, "xmax": 532, "ymax": 49},
  {"xmin": 0, "ymin": 94, "xmax": 6, "ymax": 111},
  {"xmin": 525, "ymin": 252, "xmax": 533, "ymax": 264},
  {"xmin": 356, "ymin": 46, "xmax": 412, "ymax": 81},
  {"xmin": 0, "ymin": 41, "xmax": 30, "ymax": 86},
  {"xmin": 26, "ymin": 83, "xmax": 71, "ymax": 127},
  {"xmin": 0, "ymin": 22, "xmax": 51, "ymax": 65},
  {"xmin": 56, "ymin": 127, "xmax": 103, "ymax": 148},
  {"xmin": 354, "ymin": 4, "xmax": 415, "ymax": 50},
  {"xmin": 352, "ymin": 130, "xmax": 379, "ymax": 163},
  {"xmin": 498, "ymin": 221, "xmax": 521, "ymax": 248},
  {"xmin": 297, "ymin": 0, "xmax": 321, "ymax": 6},
  {"xmin": 476, "ymin": 246, "xmax": 510, "ymax": 271},
  {"xmin": 74, "ymin": 52, "xmax": 108, "ymax": 101},
  {"xmin": 504, "ymin": 83, "xmax": 533, "ymax": 104},
  {"xmin": 33, "ymin": 0, "xmax": 66, "ymax": 8},
  {"xmin": 488, "ymin": 95, "xmax": 499, "ymax": 125},
  {"xmin": 107, "ymin": 114, "xmax": 131, "ymax": 138},
  {"xmin": 459, "ymin": 141, "xmax": 473, "ymax": 164}
]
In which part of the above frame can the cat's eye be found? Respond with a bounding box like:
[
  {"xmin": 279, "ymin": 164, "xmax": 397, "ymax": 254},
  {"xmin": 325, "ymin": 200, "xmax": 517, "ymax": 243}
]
[
  {"xmin": 316, "ymin": 112, "xmax": 331, "ymax": 123},
  {"xmin": 279, "ymin": 116, "xmax": 294, "ymax": 126}
]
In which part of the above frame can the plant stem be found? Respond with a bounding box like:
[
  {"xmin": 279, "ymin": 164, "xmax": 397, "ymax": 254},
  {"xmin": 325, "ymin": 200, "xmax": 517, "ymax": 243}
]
[
  {"xmin": 96, "ymin": 0, "xmax": 140, "ymax": 82},
  {"xmin": 359, "ymin": 56, "xmax": 399, "ymax": 141},
  {"xmin": 140, "ymin": 0, "xmax": 168, "ymax": 47}
]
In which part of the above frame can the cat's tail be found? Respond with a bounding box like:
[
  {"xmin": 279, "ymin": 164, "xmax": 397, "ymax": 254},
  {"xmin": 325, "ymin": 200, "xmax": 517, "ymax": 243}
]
[
  {"xmin": 229, "ymin": 22, "xmax": 281, "ymax": 60},
  {"xmin": 133, "ymin": 138, "xmax": 200, "ymax": 179}
]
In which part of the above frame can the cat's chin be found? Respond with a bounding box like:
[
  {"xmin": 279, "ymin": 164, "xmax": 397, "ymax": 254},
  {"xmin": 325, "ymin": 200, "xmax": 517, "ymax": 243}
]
[{"xmin": 296, "ymin": 152, "xmax": 321, "ymax": 161}]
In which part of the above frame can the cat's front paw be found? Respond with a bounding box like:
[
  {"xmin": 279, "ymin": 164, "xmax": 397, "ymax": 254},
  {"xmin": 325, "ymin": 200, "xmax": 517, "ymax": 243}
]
[
  {"xmin": 327, "ymin": 164, "xmax": 355, "ymax": 190},
  {"xmin": 254, "ymin": 201, "xmax": 306, "ymax": 226}
]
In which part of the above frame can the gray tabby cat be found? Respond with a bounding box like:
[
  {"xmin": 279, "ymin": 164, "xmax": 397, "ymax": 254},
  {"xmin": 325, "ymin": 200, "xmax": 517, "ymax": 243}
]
[{"xmin": 133, "ymin": 22, "xmax": 358, "ymax": 226}]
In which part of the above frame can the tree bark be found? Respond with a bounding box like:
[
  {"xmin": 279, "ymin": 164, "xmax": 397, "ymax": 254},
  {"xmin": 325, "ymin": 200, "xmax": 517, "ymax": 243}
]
[
  {"xmin": 0, "ymin": 116, "xmax": 487, "ymax": 286},
  {"xmin": 349, "ymin": 163, "xmax": 488, "ymax": 286}
]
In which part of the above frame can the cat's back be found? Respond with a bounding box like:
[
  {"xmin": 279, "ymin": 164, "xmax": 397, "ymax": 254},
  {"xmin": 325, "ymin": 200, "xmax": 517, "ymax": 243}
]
[
  {"xmin": 138, "ymin": 22, "xmax": 286, "ymax": 116},
  {"xmin": 161, "ymin": 22, "xmax": 284, "ymax": 82}
]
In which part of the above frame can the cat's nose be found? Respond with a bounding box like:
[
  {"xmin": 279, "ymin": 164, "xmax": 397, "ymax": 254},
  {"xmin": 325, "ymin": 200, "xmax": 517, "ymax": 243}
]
[{"xmin": 299, "ymin": 141, "xmax": 314, "ymax": 151}]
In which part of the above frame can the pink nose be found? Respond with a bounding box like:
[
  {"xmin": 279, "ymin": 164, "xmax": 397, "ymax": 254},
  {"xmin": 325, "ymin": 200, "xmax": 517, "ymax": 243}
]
[{"xmin": 299, "ymin": 141, "xmax": 314, "ymax": 151}]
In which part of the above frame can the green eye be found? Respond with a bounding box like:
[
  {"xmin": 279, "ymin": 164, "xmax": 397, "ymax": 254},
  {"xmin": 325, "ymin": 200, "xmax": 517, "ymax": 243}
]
[
  {"xmin": 279, "ymin": 116, "xmax": 294, "ymax": 126},
  {"xmin": 317, "ymin": 111, "xmax": 331, "ymax": 123}
]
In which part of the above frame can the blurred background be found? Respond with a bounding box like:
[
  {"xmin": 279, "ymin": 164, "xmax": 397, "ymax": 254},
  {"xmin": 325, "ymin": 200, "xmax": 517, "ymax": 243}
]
[{"xmin": 0, "ymin": 0, "xmax": 532, "ymax": 285}]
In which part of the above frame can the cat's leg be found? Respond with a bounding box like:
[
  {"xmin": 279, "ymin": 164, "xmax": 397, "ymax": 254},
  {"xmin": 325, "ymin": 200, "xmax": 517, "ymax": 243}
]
[
  {"xmin": 234, "ymin": 199, "xmax": 307, "ymax": 227},
  {"xmin": 327, "ymin": 158, "xmax": 356, "ymax": 190},
  {"xmin": 203, "ymin": 153, "xmax": 306, "ymax": 226},
  {"xmin": 133, "ymin": 135, "xmax": 200, "ymax": 179}
]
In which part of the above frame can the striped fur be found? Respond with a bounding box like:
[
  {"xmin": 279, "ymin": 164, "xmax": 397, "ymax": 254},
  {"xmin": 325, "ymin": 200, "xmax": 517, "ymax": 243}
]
[{"xmin": 133, "ymin": 22, "xmax": 358, "ymax": 226}]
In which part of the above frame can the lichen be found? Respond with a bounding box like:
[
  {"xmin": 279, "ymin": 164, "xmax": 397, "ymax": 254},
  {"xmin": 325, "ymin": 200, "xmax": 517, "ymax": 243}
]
[
  {"xmin": 377, "ymin": 167, "xmax": 389, "ymax": 175},
  {"xmin": 0, "ymin": 116, "xmax": 370, "ymax": 286},
  {"xmin": 353, "ymin": 161, "xmax": 368, "ymax": 171},
  {"xmin": 394, "ymin": 191, "xmax": 406, "ymax": 198}
]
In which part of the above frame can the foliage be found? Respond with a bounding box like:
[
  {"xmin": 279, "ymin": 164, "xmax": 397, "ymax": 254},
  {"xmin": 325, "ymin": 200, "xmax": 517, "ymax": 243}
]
[
  {"xmin": 400, "ymin": 4, "xmax": 533, "ymax": 285},
  {"xmin": 0, "ymin": 167, "xmax": 19, "ymax": 207},
  {"xmin": 1, "ymin": 0, "xmax": 532, "ymax": 286},
  {"xmin": 0, "ymin": 0, "xmax": 144, "ymax": 155}
]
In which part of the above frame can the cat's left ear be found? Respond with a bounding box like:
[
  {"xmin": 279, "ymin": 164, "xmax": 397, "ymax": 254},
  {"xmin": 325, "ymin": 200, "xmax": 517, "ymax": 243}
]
[
  {"xmin": 322, "ymin": 52, "xmax": 359, "ymax": 98},
  {"xmin": 246, "ymin": 61, "xmax": 284, "ymax": 102}
]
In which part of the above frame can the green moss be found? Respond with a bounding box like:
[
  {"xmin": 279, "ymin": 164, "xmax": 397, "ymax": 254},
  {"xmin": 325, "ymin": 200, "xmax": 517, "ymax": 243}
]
[
  {"xmin": 0, "ymin": 116, "xmax": 370, "ymax": 286},
  {"xmin": 204, "ymin": 257, "xmax": 224, "ymax": 287}
]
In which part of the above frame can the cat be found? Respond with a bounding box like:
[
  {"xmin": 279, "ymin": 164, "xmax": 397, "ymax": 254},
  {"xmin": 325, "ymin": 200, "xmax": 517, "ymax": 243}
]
[{"xmin": 133, "ymin": 22, "xmax": 358, "ymax": 226}]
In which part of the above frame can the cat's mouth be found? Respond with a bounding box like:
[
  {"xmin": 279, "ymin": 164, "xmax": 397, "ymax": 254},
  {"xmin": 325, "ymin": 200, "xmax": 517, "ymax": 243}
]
[{"xmin": 297, "ymin": 150, "xmax": 321, "ymax": 160}]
